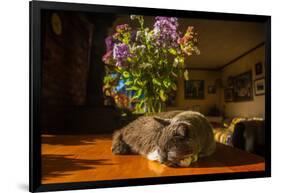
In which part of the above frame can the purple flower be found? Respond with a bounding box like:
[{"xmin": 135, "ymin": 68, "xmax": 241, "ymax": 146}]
[
  {"xmin": 113, "ymin": 43, "xmax": 131, "ymax": 66},
  {"xmin": 113, "ymin": 43, "xmax": 130, "ymax": 59},
  {"xmin": 105, "ymin": 36, "xmax": 114, "ymax": 52},
  {"xmin": 153, "ymin": 16, "xmax": 179, "ymax": 48}
]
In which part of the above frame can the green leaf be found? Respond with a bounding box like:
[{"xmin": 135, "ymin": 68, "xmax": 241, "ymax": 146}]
[
  {"xmin": 171, "ymin": 82, "xmax": 177, "ymax": 91},
  {"xmin": 171, "ymin": 71, "xmax": 178, "ymax": 78},
  {"xmin": 116, "ymin": 67, "xmax": 122, "ymax": 73},
  {"xmin": 132, "ymin": 89, "xmax": 143, "ymax": 100},
  {"xmin": 163, "ymin": 78, "xmax": 172, "ymax": 88},
  {"xmin": 122, "ymin": 71, "xmax": 130, "ymax": 78},
  {"xmin": 132, "ymin": 71, "xmax": 141, "ymax": 78},
  {"xmin": 168, "ymin": 48, "xmax": 177, "ymax": 55},
  {"xmin": 137, "ymin": 80, "xmax": 145, "ymax": 87},
  {"xmin": 126, "ymin": 86, "xmax": 139, "ymax": 91},
  {"xmin": 134, "ymin": 99, "xmax": 145, "ymax": 113},
  {"xmin": 159, "ymin": 90, "xmax": 167, "ymax": 102},
  {"xmin": 139, "ymin": 63, "xmax": 152, "ymax": 69},
  {"xmin": 173, "ymin": 58, "xmax": 178, "ymax": 67},
  {"xmin": 152, "ymin": 78, "xmax": 162, "ymax": 86},
  {"xmin": 125, "ymin": 80, "xmax": 133, "ymax": 86},
  {"xmin": 179, "ymin": 56, "xmax": 184, "ymax": 63}
]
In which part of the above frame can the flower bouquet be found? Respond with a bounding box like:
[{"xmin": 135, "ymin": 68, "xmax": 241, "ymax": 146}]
[{"xmin": 102, "ymin": 15, "xmax": 200, "ymax": 114}]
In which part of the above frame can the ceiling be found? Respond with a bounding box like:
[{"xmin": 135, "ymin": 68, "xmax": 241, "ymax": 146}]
[{"xmin": 111, "ymin": 15, "xmax": 265, "ymax": 69}]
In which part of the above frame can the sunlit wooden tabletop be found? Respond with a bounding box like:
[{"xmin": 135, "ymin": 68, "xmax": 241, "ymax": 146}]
[{"xmin": 41, "ymin": 134, "xmax": 265, "ymax": 184}]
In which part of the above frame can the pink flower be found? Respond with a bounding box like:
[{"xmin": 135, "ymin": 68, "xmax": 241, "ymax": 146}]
[{"xmin": 102, "ymin": 50, "xmax": 113, "ymax": 64}]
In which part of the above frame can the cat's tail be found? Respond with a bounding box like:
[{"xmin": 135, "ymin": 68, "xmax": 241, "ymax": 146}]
[{"xmin": 111, "ymin": 130, "xmax": 131, "ymax": 155}]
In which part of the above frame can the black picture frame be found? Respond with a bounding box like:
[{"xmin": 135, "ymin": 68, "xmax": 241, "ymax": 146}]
[
  {"xmin": 227, "ymin": 76, "xmax": 234, "ymax": 88},
  {"xmin": 30, "ymin": 1, "xmax": 271, "ymax": 192},
  {"xmin": 224, "ymin": 88, "xmax": 234, "ymax": 102},
  {"xmin": 254, "ymin": 78, "xmax": 266, "ymax": 96},
  {"xmin": 184, "ymin": 80, "xmax": 205, "ymax": 99},
  {"xmin": 208, "ymin": 85, "xmax": 216, "ymax": 94},
  {"xmin": 233, "ymin": 71, "xmax": 254, "ymax": 102},
  {"xmin": 255, "ymin": 62, "xmax": 263, "ymax": 76}
]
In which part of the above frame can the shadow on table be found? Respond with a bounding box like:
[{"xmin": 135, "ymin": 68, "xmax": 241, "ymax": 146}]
[
  {"xmin": 42, "ymin": 154, "xmax": 114, "ymax": 181},
  {"xmin": 41, "ymin": 135, "xmax": 111, "ymax": 146},
  {"xmin": 189, "ymin": 143, "xmax": 265, "ymax": 168}
]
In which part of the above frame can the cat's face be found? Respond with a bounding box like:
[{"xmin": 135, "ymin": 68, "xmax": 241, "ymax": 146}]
[
  {"xmin": 165, "ymin": 122, "xmax": 195, "ymax": 166},
  {"xmin": 155, "ymin": 118, "xmax": 197, "ymax": 167}
]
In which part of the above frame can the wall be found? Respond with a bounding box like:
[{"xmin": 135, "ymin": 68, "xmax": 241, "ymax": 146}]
[
  {"xmin": 40, "ymin": 11, "xmax": 119, "ymax": 134},
  {"xmin": 40, "ymin": 11, "xmax": 92, "ymax": 131},
  {"xmin": 174, "ymin": 45, "xmax": 265, "ymax": 118},
  {"xmin": 221, "ymin": 45, "xmax": 265, "ymax": 118},
  {"xmin": 41, "ymin": 11, "xmax": 91, "ymax": 107},
  {"xmin": 175, "ymin": 70, "xmax": 221, "ymax": 114}
]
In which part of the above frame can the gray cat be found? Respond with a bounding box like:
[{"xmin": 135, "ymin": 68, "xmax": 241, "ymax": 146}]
[{"xmin": 112, "ymin": 111, "xmax": 216, "ymax": 167}]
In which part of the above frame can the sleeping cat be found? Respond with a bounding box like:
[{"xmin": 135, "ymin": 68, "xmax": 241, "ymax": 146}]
[{"xmin": 111, "ymin": 111, "xmax": 216, "ymax": 167}]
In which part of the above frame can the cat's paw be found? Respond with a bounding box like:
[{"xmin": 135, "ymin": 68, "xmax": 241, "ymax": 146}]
[
  {"xmin": 111, "ymin": 141, "xmax": 131, "ymax": 155},
  {"xmin": 191, "ymin": 154, "xmax": 198, "ymax": 162},
  {"xmin": 147, "ymin": 150, "xmax": 160, "ymax": 161},
  {"xmin": 179, "ymin": 157, "xmax": 192, "ymax": 167}
]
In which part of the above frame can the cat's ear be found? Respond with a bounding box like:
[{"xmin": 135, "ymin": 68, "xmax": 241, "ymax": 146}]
[
  {"xmin": 153, "ymin": 116, "xmax": 171, "ymax": 126},
  {"xmin": 177, "ymin": 122, "xmax": 191, "ymax": 136}
]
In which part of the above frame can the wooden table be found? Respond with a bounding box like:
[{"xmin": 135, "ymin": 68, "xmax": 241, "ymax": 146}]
[{"xmin": 41, "ymin": 135, "xmax": 265, "ymax": 184}]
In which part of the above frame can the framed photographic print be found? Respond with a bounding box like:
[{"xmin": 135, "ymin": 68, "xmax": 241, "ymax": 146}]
[
  {"xmin": 254, "ymin": 78, "xmax": 265, "ymax": 95},
  {"xmin": 233, "ymin": 71, "xmax": 253, "ymax": 101},
  {"xmin": 255, "ymin": 62, "xmax": 263, "ymax": 76},
  {"xmin": 208, "ymin": 85, "xmax": 216, "ymax": 94},
  {"xmin": 30, "ymin": 1, "xmax": 271, "ymax": 192},
  {"xmin": 227, "ymin": 76, "xmax": 234, "ymax": 88},
  {"xmin": 224, "ymin": 88, "xmax": 234, "ymax": 102},
  {"xmin": 184, "ymin": 80, "xmax": 205, "ymax": 99}
]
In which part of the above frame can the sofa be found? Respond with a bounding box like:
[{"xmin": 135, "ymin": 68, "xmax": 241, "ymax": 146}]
[{"xmin": 212, "ymin": 117, "xmax": 265, "ymax": 157}]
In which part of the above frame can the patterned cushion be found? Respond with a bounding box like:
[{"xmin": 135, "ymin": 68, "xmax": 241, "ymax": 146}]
[
  {"xmin": 213, "ymin": 128, "xmax": 233, "ymax": 146},
  {"xmin": 227, "ymin": 117, "xmax": 246, "ymax": 132},
  {"xmin": 213, "ymin": 117, "xmax": 263, "ymax": 146}
]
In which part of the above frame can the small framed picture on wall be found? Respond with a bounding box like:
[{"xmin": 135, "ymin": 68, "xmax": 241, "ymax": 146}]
[
  {"xmin": 208, "ymin": 85, "xmax": 216, "ymax": 94},
  {"xmin": 227, "ymin": 76, "xmax": 234, "ymax": 88},
  {"xmin": 184, "ymin": 80, "xmax": 205, "ymax": 99},
  {"xmin": 255, "ymin": 62, "xmax": 263, "ymax": 77},
  {"xmin": 254, "ymin": 78, "xmax": 265, "ymax": 96},
  {"xmin": 224, "ymin": 88, "xmax": 234, "ymax": 102}
]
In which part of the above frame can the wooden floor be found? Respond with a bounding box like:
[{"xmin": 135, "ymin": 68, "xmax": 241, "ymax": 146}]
[{"xmin": 41, "ymin": 134, "xmax": 265, "ymax": 184}]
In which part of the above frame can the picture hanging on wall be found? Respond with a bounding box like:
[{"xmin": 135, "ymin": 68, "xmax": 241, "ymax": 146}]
[
  {"xmin": 184, "ymin": 80, "xmax": 205, "ymax": 99},
  {"xmin": 208, "ymin": 85, "xmax": 216, "ymax": 94},
  {"xmin": 255, "ymin": 62, "xmax": 263, "ymax": 76},
  {"xmin": 224, "ymin": 88, "xmax": 234, "ymax": 102},
  {"xmin": 227, "ymin": 76, "xmax": 234, "ymax": 88},
  {"xmin": 254, "ymin": 78, "xmax": 265, "ymax": 96},
  {"xmin": 233, "ymin": 71, "xmax": 253, "ymax": 101}
]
